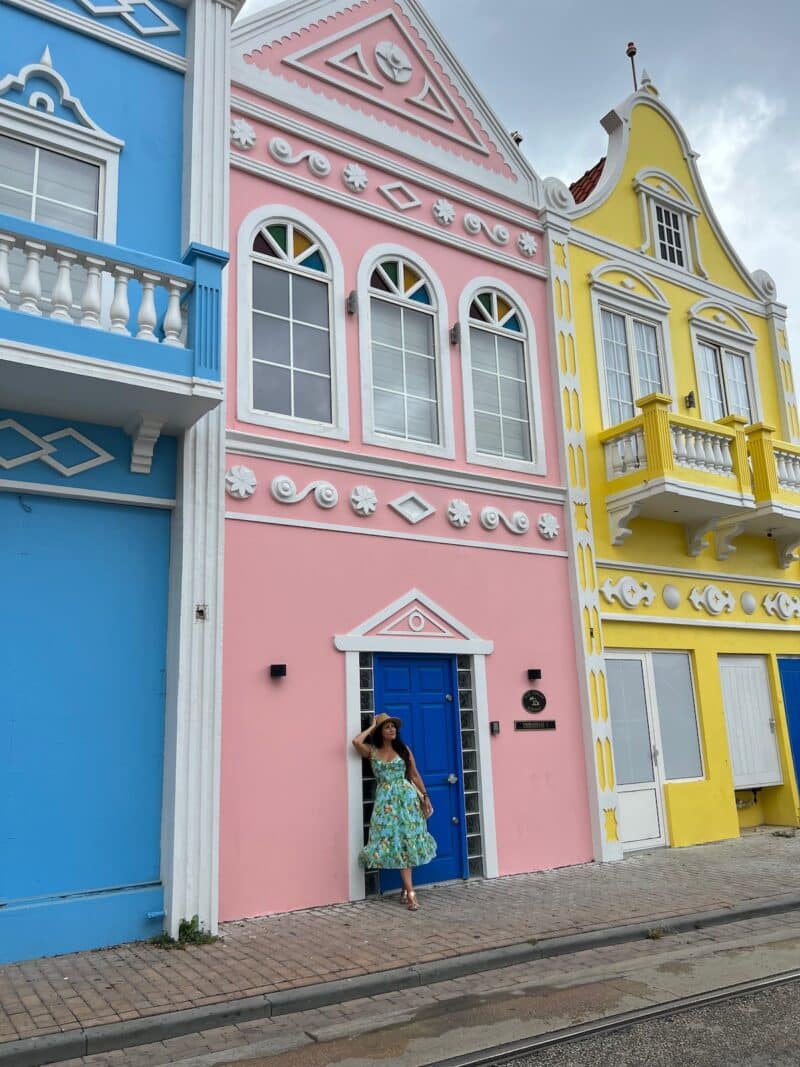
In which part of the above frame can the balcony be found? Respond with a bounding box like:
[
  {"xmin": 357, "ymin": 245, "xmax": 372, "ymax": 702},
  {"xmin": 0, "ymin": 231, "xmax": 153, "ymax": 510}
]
[
  {"xmin": 598, "ymin": 394, "xmax": 755, "ymax": 555},
  {"xmin": 0, "ymin": 212, "xmax": 227, "ymax": 438}
]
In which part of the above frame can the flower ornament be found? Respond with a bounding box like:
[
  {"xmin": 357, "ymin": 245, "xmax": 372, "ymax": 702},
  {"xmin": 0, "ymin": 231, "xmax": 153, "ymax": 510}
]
[
  {"xmin": 374, "ymin": 41, "xmax": 413, "ymax": 83},
  {"xmin": 537, "ymin": 512, "xmax": 559, "ymax": 540},
  {"xmin": 225, "ymin": 465, "xmax": 257, "ymax": 499},
  {"xmin": 351, "ymin": 485, "xmax": 378, "ymax": 516},
  {"xmin": 447, "ymin": 499, "xmax": 471, "ymax": 528},
  {"xmin": 432, "ymin": 199, "xmax": 455, "ymax": 226},
  {"xmin": 230, "ymin": 118, "xmax": 256, "ymax": 150},
  {"xmin": 342, "ymin": 162, "xmax": 369, "ymax": 193},
  {"xmin": 518, "ymin": 232, "xmax": 537, "ymax": 258}
]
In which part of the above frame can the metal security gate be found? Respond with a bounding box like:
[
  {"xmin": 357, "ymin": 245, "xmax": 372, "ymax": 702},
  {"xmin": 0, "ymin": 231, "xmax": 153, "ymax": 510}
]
[{"xmin": 0, "ymin": 491, "xmax": 170, "ymax": 963}]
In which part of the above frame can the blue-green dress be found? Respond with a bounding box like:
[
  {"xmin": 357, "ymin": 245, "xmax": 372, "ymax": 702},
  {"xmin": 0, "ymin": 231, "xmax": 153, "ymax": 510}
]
[{"xmin": 359, "ymin": 753, "xmax": 437, "ymax": 870}]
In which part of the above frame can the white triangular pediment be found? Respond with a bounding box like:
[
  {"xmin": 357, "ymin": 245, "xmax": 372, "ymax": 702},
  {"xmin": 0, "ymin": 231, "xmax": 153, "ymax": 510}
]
[{"xmin": 231, "ymin": 0, "xmax": 539, "ymax": 204}]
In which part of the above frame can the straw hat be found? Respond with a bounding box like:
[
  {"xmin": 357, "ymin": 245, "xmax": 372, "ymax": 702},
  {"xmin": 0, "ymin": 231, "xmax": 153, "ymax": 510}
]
[{"xmin": 372, "ymin": 712, "xmax": 403, "ymax": 732}]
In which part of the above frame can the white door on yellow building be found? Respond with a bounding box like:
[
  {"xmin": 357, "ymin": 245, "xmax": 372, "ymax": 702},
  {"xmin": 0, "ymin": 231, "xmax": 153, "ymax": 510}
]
[
  {"xmin": 606, "ymin": 651, "xmax": 704, "ymax": 851},
  {"xmin": 719, "ymin": 656, "xmax": 782, "ymax": 789}
]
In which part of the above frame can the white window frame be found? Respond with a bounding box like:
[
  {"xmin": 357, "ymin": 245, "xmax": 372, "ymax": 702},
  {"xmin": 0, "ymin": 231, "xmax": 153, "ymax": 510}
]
[
  {"xmin": 358, "ymin": 245, "xmax": 453, "ymax": 459},
  {"xmin": 688, "ymin": 301, "xmax": 761, "ymax": 426},
  {"xmin": 0, "ymin": 74, "xmax": 122, "ymax": 242},
  {"xmin": 237, "ymin": 205, "xmax": 349, "ymax": 440},
  {"xmin": 634, "ymin": 169, "xmax": 706, "ymax": 279},
  {"xmin": 589, "ymin": 264, "xmax": 675, "ymax": 429},
  {"xmin": 458, "ymin": 277, "xmax": 546, "ymax": 475},
  {"xmin": 652, "ymin": 200, "xmax": 688, "ymax": 270}
]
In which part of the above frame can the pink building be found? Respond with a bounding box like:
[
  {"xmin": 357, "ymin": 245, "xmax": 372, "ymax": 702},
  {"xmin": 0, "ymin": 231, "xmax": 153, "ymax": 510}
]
[{"xmin": 221, "ymin": 0, "xmax": 593, "ymax": 919}]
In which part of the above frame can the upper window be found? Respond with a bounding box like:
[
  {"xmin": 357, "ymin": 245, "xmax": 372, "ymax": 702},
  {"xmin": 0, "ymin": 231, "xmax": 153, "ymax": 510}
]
[
  {"xmin": 601, "ymin": 308, "xmax": 664, "ymax": 425},
  {"xmin": 696, "ymin": 340, "xmax": 753, "ymax": 424},
  {"xmin": 634, "ymin": 170, "xmax": 706, "ymax": 278},
  {"xmin": 368, "ymin": 257, "xmax": 439, "ymax": 446},
  {"xmin": 468, "ymin": 290, "xmax": 532, "ymax": 462},
  {"xmin": 654, "ymin": 203, "xmax": 684, "ymax": 268},
  {"xmin": 0, "ymin": 133, "xmax": 100, "ymax": 238},
  {"xmin": 250, "ymin": 221, "xmax": 333, "ymax": 425}
]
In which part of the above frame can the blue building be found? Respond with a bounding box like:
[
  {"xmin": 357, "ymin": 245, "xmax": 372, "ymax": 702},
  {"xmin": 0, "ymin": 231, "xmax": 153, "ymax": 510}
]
[{"xmin": 0, "ymin": 0, "xmax": 240, "ymax": 963}]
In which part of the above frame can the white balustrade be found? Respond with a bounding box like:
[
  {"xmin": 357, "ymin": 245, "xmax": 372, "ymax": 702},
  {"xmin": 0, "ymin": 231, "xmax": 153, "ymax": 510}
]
[
  {"xmin": 775, "ymin": 449, "xmax": 800, "ymax": 493},
  {"xmin": 671, "ymin": 424, "xmax": 733, "ymax": 478},
  {"xmin": 604, "ymin": 428, "xmax": 646, "ymax": 479},
  {"xmin": 0, "ymin": 231, "xmax": 191, "ymax": 347}
]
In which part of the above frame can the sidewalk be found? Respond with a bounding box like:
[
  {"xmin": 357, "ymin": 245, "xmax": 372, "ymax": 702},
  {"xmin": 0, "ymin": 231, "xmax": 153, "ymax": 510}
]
[{"xmin": 2, "ymin": 829, "xmax": 799, "ymax": 1065}]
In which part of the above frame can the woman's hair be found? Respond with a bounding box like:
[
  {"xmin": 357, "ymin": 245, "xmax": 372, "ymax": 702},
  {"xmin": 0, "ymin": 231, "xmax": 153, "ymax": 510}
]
[{"xmin": 375, "ymin": 719, "xmax": 412, "ymax": 779}]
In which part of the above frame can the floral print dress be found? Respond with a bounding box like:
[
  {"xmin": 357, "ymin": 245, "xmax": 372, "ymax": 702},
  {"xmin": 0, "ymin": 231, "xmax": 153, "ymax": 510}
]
[{"xmin": 358, "ymin": 753, "xmax": 437, "ymax": 870}]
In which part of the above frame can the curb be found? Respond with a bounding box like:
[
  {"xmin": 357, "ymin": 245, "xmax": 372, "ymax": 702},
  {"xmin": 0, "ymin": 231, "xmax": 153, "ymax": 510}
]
[{"xmin": 4, "ymin": 893, "xmax": 800, "ymax": 1066}]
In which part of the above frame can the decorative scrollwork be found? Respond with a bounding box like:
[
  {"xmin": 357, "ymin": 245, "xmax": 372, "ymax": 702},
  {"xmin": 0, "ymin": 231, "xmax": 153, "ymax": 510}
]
[
  {"xmin": 763, "ymin": 591, "xmax": 800, "ymax": 620},
  {"xmin": 752, "ymin": 268, "xmax": 778, "ymax": 300},
  {"xmin": 269, "ymin": 137, "xmax": 331, "ymax": 177},
  {"xmin": 689, "ymin": 584, "xmax": 734, "ymax": 615},
  {"xmin": 543, "ymin": 176, "xmax": 575, "ymax": 212},
  {"xmin": 480, "ymin": 506, "xmax": 529, "ymax": 535},
  {"xmin": 463, "ymin": 212, "xmax": 510, "ymax": 245},
  {"xmin": 270, "ymin": 474, "xmax": 338, "ymax": 509},
  {"xmin": 600, "ymin": 576, "xmax": 656, "ymax": 610}
]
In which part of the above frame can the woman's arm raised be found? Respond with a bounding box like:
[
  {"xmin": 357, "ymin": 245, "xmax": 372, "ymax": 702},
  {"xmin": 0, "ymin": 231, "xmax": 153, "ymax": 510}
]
[{"xmin": 352, "ymin": 719, "xmax": 377, "ymax": 758}]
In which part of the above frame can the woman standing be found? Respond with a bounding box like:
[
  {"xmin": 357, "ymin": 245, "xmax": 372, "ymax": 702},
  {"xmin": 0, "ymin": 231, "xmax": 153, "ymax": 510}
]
[{"xmin": 352, "ymin": 713, "xmax": 437, "ymax": 910}]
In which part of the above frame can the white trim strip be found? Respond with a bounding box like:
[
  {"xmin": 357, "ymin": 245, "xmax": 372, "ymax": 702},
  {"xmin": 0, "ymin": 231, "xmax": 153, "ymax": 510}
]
[
  {"xmin": 226, "ymin": 510, "xmax": 569, "ymax": 557},
  {"xmin": 597, "ymin": 557, "xmax": 800, "ymax": 590},
  {"xmin": 472, "ymin": 653, "xmax": 498, "ymax": 878},
  {"xmin": 336, "ymin": 635, "xmax": 493, "ymax": 653},
  {"xmin": 0, "ymin": 479, "xmax": 175, "ymax": 508},
  {"xmin": 4, "ymin": 0, "xmax": 188, "ymax": 73},
  {"xmin": 601, "ymin": 611, "xmax": 800, "ymax": 632},
  {"xmin": 346, "ymin": 650, "xmax": 365, "ymax": 902}
]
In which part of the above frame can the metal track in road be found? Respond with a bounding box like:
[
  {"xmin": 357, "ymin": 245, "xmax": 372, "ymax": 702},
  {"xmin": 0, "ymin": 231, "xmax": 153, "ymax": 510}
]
[{"xmin": 423, "ymin": 968, "xmax": 800, "ymax": 1067}]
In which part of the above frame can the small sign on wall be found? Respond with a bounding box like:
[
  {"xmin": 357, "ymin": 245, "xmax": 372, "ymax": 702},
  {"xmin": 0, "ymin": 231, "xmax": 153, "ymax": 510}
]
[
  {"xmin": 521, "ymin": 689, "xmax": 547, "ymax": 714},
  {"xmin": 514, "ymin": 720, "xmax": 556, "ymax": 731}
]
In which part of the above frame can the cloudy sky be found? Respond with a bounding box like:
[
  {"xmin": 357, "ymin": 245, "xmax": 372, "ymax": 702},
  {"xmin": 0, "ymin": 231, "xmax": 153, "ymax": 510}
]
[{"xmin": 239, "ymin": 0, "xmax": 799, "ymax": 343}]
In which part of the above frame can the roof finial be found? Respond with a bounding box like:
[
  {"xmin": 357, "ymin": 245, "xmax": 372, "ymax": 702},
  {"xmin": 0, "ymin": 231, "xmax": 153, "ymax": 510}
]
[
  {"xmin": 626, "ymin": 41, "xmax": 638, "ymax": 91},
  {"xmin": 39, "ymin": 46, "xmax": 53, "ymax": 68}
]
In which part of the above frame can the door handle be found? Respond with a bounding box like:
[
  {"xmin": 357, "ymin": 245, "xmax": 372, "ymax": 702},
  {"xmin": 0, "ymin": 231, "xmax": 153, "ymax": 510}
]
[
  {"xmin": 651, "ymin": 744, "xmax": 660, "ymax": 763},
  {"xmin": 445, "ymin": 694, "xmax": 453, "ymax": 702},
  {"xmin": 452, "ymin": 816, "xmax": 460, "ymax": 824},
  {"xmin": 447, "ymin": 773, "xmax": 458, "ymax": 784},
  {"xmin": 769, "ymin": 718, "xmax": 776, "ymax": 732}
]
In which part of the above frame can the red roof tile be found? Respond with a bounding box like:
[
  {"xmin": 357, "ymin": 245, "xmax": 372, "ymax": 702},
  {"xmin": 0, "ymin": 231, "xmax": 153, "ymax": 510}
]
[{"xmin": 570, "ymin": 157, "xmax": 605, "ymax": 205}]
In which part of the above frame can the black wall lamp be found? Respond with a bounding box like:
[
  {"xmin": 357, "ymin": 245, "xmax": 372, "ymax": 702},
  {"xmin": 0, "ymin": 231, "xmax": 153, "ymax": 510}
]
[
  {"xmin": 346, "ymin": 291, "xmax": 358, "ymax": 315},
  {"xmin": 684, "ymin": 390, "xmax": 696, "ymax": 410},
  {"xmin": 490, "ymin": 721, "xmax": 500, "ymax": 735},
  {"xmin": 527, "ymin": 668, "xmax": 542, "ymax": 681},
  {"xmin": 269, "ymin": 664, "xmax": 287, "ymax": 678},
  {"xmin": 449, "ymin": 322, "xmax": 461, "ymax": 346}
]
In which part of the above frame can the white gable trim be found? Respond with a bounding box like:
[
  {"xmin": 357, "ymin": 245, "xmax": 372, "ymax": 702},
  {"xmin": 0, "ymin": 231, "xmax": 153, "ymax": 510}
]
[{"xmin": 335, "ymin": 586, "xmax": 494, "ymax": 651}]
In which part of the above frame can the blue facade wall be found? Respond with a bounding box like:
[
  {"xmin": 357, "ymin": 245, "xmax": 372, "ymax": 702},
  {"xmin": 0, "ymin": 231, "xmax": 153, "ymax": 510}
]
[{"xmin": 47, "ymin": 0, "xmax": 188, "ymax": 58}]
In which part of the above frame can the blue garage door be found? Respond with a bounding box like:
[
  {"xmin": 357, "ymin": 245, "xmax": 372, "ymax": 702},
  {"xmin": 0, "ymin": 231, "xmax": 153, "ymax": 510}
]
[
  {"xmin": 779, "ymin": 658, "xmax": 800, "ymax": 793},
  {"xmin": 0, "ymin": 492, "xmax": 170, "ymax": 963}
]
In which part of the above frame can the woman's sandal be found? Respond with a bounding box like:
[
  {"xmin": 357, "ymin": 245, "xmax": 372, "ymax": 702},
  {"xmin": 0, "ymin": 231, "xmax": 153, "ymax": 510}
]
[
  {"xmin": 399, "ymin": 889, "xmax": 408, "ymax": 905},
  {"xmin": 405, "ymin": 890, "xmax": 419, "ymax": 911}
]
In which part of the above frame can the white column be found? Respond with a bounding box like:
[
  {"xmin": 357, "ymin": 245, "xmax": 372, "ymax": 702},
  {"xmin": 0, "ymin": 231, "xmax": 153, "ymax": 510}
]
[{"xmin": 161, "ymin": 0, "xmax": 236, "ymax": 938}]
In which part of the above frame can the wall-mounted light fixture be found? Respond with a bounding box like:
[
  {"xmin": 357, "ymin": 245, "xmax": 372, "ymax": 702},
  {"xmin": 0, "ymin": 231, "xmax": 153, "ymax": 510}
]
[
  {"xmin": 490, "ymin": 721, "xmax": 500, "ymax": 735},
  {"xmin": 684, "ymin": 390, "xmax": 696, "ymax": 410},
  {"xmin": 346, "ymin": 291, "xmax": 358, "ymax": 315},
  {"xmin": 269, "ymin": 664, "xmax": 287, "ymax": 678},
  {"xmin": 527, "ymin": 668, "xmax": 542, "ymax": 681},
  {"xmin": 449, "ymin": 322, "xmax": 461, "ymax": 346}
]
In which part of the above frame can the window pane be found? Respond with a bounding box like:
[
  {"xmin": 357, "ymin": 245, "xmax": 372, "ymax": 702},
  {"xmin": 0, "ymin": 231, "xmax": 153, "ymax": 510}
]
[
  {"xmin": 0, "ymin": 185, "xmax": 32, "ymax": 220},
  {"xmin": 372, "ymin": 300, "xmax": 402, "ymax": 347},
  {"xmin": 470, "ymin": 328, "xmax": 496, "ymax": 371},
  {"xmin": 606, "ymin": 658, "xmax": 654, "ymax": 786},
  {"xmin": 653, "ymin": 653, "xmax": 702, "ymax": 780},
  {"xmin": 253, "ymin": 263, "xmax": 289, "ymax": 316},
  {"xmin": 502, "ymin": 418, "xmax": 531, "ymax": 460},
  {"xmin": 293, "ymin": 323, "xmax": 330, "ymax": 375},
  {"xmin": 698, "ymin": 342, "xmax": 725, "ymax": 421},
  {"xmin": 497, "ymin": 336, "xmax": 525, "ymax": 379},
  {"xmin": 292, "ymin": 274, "xmax": 328, "ymax": 328},
  {"xmin": 474, "ymin": 412, "xmax": 503, "ymax": 455},
  {"xmin": 35, "ymin": 199, "xmax": 97, "ymax": 237},
  {"xmin": 723, "ymin": 351, "xmax": 752, "ymax": 422},
  {"xmin": 500, "ymin": 376, "xmax": 528, "ymax": 420},
  {"xmin": 37, "ymin": 149, "xmax": 99, "ymax": 213},
  {"xmin": 405, "ymin": 353, "xmax": 436, "ymax": 400},
  {"xmin": 252, "ymin": 313, "xmax": 290, "ymax": 365},
  {"xmin": 294, "ymin": 370, "xmax": 332, "ymax": 423},
  {"xmin": 404, "ymin": 307, "xmax": 434, "ymax": 355},
  {"xmin": 372, "ymin": 343, "xmax": 404, "ymax": 392},
  {"xmin": 406, "ymin": 398, "xmax": 438, "ymax": 443},
  {"xmin": 601, "ymin": 310, "xmax": 633, "ymax": 423},
  {"xmin": 472, "ymin": 369, "xmax": 500, "ymax": 414},
  {"xmin": 633, "ymin": 320, "xmax": 662, "ymax": 396},
  {"xmin": 0, "ymin": 135, "xmax": 35, "ymax": 193},
  {"xmin": 253, "ymin": 361, "xmax": 291, "ymax": 416},
  {"xmin": 373, "ymin": 389, "xmax": 405, "ymax": 435}
]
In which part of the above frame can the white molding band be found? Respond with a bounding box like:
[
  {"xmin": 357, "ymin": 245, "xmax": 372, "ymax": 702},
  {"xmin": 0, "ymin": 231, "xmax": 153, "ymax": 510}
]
[
  {"xmin": 0, "ymin": 479, "xmax": 175, "ymax": 508},
  {"xmin": 600, "ymin": 612, "xmax": 800, "ymax": 632},
  {"xmin": 597, "ymin": 558, "xmax": 800, "ymax": 589}
]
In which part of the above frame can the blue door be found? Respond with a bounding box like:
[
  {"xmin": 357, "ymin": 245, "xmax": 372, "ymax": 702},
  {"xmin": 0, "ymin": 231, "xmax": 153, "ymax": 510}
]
[
  {"xmin": 373, "ymin": 654, "xmax": 467, "ymax": 891},
  {"xmin": 779, "ymin": 658, "xmax": 800, "ymax": 789},
  {"xmin": 0, "ymin": 492, "xmax": 170, "ymax": 962}
]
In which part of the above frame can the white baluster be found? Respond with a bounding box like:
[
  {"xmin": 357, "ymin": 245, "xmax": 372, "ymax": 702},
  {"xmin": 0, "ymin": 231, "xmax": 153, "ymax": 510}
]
[
  {"xmin": 0, "ymin": 233, "xmax": 14, "ymax": 309},
  {"xmin": 136, "ymin": 271, "xmax": 160, "ymax": 341},
  {"xmin": 109, "ymin": 265, "xmax": 134, "ymax": 335},
  {"xmin": 792, "ymin": 457, "xmax": 800, "ymax": 491},
  {"xmin": 672, "ymin": 426, "xmax": 687, "ymax": 466},
  {"xmin": 685, "ymin": 429, "xmax": 697, "ymax": 468},
  {"xmin": 19, "ymin": 240, "xmax": 47, "ymax": 315},
  {"xmin": 720, "ymin": 439, "xmax": 733, "ymax": 476},
  {"xmin": 711, "ymin": 435, "xmax": 724, "ymax": 473},
  {"xmin": 607, "ymin": 442, "xmax": 621, "ymax": 478},
  {"xmin": 80, "ymin": 256, "xmax": 105, "ymax": 328},
  {"xmin": 777, "ymin": 453, "xmax": 789, "ymax": 486},
  {"xmin": 622, "ymin": 434, "xmax": 636, "ymax": 472},
  {"xmin": 51, "ymin": 249, "xmax": 77, "ymax": 321},
  {"xmin": 163, "ymin": 278, "xmax": 188, "ymax": 347}
]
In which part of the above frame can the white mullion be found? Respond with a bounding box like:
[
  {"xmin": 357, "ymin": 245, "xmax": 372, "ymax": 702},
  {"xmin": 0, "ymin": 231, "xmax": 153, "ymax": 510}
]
[
  {"xmin": 288, "ymin": 265, "xmax": 296, "ymax": 418},
  {"xmin": 495, "ymin": 333, "xmax": 507, "ymax": 458},
  {"xmin": 30, "ymin": 145, "xmax": 41, "ymax": 223},
  {"xmin": 399, "ymin": 303, "xmax": 409, "ymax": 440}
]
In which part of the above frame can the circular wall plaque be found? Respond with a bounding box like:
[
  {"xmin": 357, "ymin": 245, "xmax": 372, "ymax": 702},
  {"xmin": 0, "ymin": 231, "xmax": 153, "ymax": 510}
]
[{"xmin": 522, "ymin": 689, "xmax": 547, "ymax": 714}]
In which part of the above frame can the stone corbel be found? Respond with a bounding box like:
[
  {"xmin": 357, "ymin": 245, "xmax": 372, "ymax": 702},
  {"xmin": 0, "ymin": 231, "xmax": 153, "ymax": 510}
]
[
  {"xmin": 714, "ymin": 520, "xmax": 747, "ymax": 561},
  {"xmin": 608, "ymin": 500, "xmax": 640, "ymax": 546},
  {"xmin": 775, "ymin": 533, "xmax": 800, "ymax": 570},
  {"xmin": 125, "ymin": 414, "xmax": 164, "ymax": 474},
  {"xmin": 685, "ymin": 518, "xmax": 717, "ymax": 557}
]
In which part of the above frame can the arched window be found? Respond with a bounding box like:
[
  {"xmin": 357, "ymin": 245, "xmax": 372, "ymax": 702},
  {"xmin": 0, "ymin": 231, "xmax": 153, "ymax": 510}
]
[
  {"xmin": 250, "ymin": 220, "xmax": 333, "ymax": 424},
  {"xmin": 467, "ymin": 290, "xmax": 533, "ymax": 462},
  {"xmin": 368, "ymin": 257, "xmax": 440, "ymax": 446}
]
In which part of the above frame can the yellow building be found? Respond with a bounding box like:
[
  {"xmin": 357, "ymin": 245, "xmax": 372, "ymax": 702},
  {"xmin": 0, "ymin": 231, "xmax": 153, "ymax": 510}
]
[{"xmin": 552, "ymin": 71, "xmax": 800, "ymax": 854}]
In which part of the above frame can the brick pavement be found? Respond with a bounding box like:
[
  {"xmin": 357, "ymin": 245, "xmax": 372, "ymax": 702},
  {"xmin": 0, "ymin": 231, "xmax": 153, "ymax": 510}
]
[{"xmin": 1, "ymin": 830, "xmax": 798, "ymax": 1053}]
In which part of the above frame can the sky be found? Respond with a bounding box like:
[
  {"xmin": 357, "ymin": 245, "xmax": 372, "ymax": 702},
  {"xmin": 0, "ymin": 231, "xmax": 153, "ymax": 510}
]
[{"xmin": 238, "ymin": 0, "xmax": 800, "ymax": 343}]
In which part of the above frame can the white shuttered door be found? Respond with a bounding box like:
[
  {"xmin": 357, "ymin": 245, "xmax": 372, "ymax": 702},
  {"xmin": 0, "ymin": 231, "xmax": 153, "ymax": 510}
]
[{"xmin": 719, "ymin": 656, "xmax": 782, "ymax": 789}]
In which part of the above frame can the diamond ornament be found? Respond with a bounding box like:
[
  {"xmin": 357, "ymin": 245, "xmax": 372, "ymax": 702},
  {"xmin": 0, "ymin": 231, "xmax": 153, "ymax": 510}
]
[{"xmin": 389, "ymin": 491, "xmax": 435, "ymax": 525}]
